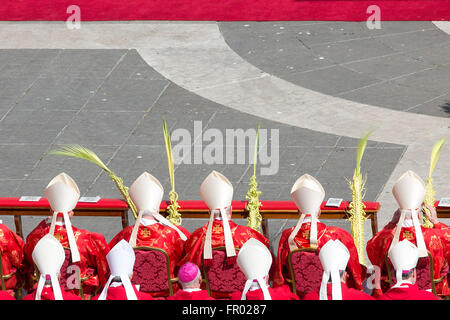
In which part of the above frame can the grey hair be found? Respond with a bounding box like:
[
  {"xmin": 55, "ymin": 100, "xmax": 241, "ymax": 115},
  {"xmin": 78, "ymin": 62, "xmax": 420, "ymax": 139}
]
[
  {"xmin": 212, "ymin": 206, "xmax": 231, "ymax": 218},
  {"xmin": 401, "ymin": 269, "xmax": 415, "ymax": 280}
]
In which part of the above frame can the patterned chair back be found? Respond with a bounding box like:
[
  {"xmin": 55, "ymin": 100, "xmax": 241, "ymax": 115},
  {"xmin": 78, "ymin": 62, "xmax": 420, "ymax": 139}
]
[
  {"xmin": 0, "ymin": 250, "xmax": 17, "ymax": 291},
  {"xmin": 202, "ymin": 247, "xmax": 246, "ymax": 299},
  {"xmin": 287, "ymin": 247, "xmax": 323, "ymax": 298},
  {"xmin": 58, "ymin": 248, "xmax": 72, "ymax": 291},
  {"xmin": 132, "ymin": 247, "xmax": 174, "ymax": 296},
  {"xmin": 385, "ymin": 251, "xmax": 435, "ymax": 295},
  {"xmin": 0, "ymin": 250, "xmax": 7, "ymax": 291}
]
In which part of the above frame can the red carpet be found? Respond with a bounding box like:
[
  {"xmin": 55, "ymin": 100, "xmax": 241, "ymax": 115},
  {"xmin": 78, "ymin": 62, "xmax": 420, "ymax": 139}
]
[{"xmin": 1, "ymin": 0, "xmax": 449, "ymax": 21}]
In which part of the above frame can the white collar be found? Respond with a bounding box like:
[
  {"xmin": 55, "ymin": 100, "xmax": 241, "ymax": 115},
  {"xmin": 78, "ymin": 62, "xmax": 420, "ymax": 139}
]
[
  {"xmin": 46, "ymin": 217, "xmax": 66, "ymax": 227},
  {"xmin": 183, "ymin": 288, "xmax": 202, "ymax": 292},
  {"xmin": 303, "ymin": 216, "xmax": 320, "ymax": 223},
  {"xmin": 140, "ymin": 217, "xmax": 159, "ymax": 226},
  {"xmin": 402, "ymin": 218, "xmax": 414, "ymax": 228},
  {"xmin": 110, "ymin": 282, "xmax": 124, "ymax": 288},
  {"xmin": 249, "ymin": 280, "xmax": 268, "ymax": 291},
  {"xmin": 395, "ymin": 280, "xmax": 413, "ymax": 288}
]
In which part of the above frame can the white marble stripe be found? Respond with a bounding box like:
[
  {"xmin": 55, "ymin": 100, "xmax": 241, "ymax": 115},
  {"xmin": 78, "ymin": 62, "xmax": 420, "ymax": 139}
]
[
  {"xmin": 433, "ymin": 21, "xmax": 450, "ymax": 35},
  {"xmin": 0, "ymin": 22, "xmax": 449, "ymax": 232}
]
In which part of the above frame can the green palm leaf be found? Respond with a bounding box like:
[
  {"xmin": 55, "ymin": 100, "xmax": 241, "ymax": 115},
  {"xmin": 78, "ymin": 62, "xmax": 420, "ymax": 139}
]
[
  {"xmin": 246, "ymin": 122, "xmax": 263, "ymax": 231},
  {"xmin": 162, "ymin": 118, "xmax": 182, "ymax": 225},
  {"xmin": 48, "ymin": 144, "xmax": 110, "ymax": 173},
  {"xmin": 47, "ymin": 144, "xmax": 138, "ymax": 219},
  {"xmin": 356, "ymin": 128, "xmax": 376, "ymax": 176},
  {"xmin": 428, "ymin": 138, "xmax": 445, "ymax": 178}
]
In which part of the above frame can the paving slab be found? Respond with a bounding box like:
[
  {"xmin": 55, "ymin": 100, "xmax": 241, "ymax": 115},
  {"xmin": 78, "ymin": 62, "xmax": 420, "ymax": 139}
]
[
  {"xmin": 54, "ymin": 110, "xmax": 146, "ymax": 145},
  {"xmin": 219, "ymin": 21, "xmax": 450, "ymax": 118}
]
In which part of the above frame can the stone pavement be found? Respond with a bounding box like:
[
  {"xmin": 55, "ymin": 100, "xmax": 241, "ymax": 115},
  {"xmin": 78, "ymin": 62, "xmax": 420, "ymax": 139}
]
[
  {"xmin": 219, "ymin": 21, "xmax": 450, "ymax": 117},
  {"xmin": 0, "ymin": 21, "xmax": 448, "ymax": 257}
]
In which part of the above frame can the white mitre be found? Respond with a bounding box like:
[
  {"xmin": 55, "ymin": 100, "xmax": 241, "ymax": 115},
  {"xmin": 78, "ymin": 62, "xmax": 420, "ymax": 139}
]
[
  {"xmin": 45, "ymin": 172, "xmax": 81, "ymax": 263},
  {"xmin": 128, "ymin": 172, "xmax": 187, "ymax": 247},
  {"xmin": 388, "ymin": 240, "xmax": 419, "ymax": 288},
  {"xmin": 32, "ymin": 234, "xmax": 66, "ymax": 300},
  {"xmin": 237, "ymin": 238, "xmax": 272, "ymax": 300},
  {"xmin": 289, "ymin": 174, "xmax": 325, "ymax": 251},
  {"xmin": 318, "ymin": 239, "xmax": 350, "ymax": 300},
  {"xmin": 200, "ymin": 171, "xmax": 235, "ymax": 262},
  {"xmin": 390, "ymin": 170, "xmax": 427, "ymax": 257},
  {"xmin": 98, "ymin": 240, "xmax": 137, "ymax": 300}
]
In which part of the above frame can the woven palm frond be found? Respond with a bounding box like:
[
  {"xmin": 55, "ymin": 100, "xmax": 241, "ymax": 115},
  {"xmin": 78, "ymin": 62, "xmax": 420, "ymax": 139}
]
[
  {"xmin": 347, "ymin": 129, "xmax": 376, "ymax": 266},
  {"xmin": 162, "ymin": 119, "xmax": 182, "ymax": 226},
  {"xmin": 246, "ymin": 123, "xmax": 263, "ymax": 232}
]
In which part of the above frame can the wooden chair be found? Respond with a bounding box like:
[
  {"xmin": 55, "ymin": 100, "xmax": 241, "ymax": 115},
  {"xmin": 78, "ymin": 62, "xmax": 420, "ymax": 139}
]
[
  {"xmin": 286, "ymin": 247, "xmax": 323, "ymax": 298},
  {"xmin": 132, "ymin": 246, "xmax": 178, "ymax": 297},
  {"xmin": 201, "ymin": 246, "xmax": 246, "ymax": 299}
]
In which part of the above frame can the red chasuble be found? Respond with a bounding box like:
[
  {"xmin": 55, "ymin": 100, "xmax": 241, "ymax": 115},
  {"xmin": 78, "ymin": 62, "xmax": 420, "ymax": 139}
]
[
  {"xmin": 432, "ymin": 222, "xmax": 450, "ymax": 269},
  {"xmin": 23, "ymin": 219, "xmax": 110, "ymax": 297},
  {"xmin": 303, "ymin": 282, "xmax": 375, "ymax": 300},
  {"xmin": 91, "ymin": 284, "xmax": 154, "ymax": 300},
  {"xmin": 273, "ymin": 222, "xmax": 364, "ymax": 291},
  {"xmin": 378, "ymin": 283, "xmax": 439, "ymax": 300},
  {"xmin": 167, "ymin": 289, "xmax": 215, "ymax": 300},
  {"xmin": 366, "ymin": 221, "xmax": 449, "ymax": 297},
  {"xmin": 23, "ymin": 287, "xmax": 82, "ymax": 300},
  {"xmin": 108, "ymin": 222, "xmax": 189, "ymax": 279},
  {"xmin": 231, "ymin": 285, "xmax": 299, "ymax": 300},
  {"xmin": 0, "ymin": 290, "xmax": 15, "ymax": 300},
  {"xmin": 0, "ymin": 223, "xmax": 25, "ymax": 291},
  {"xmin": 178, "ymin": 219, "xmax": 270, "ymax": 268}
]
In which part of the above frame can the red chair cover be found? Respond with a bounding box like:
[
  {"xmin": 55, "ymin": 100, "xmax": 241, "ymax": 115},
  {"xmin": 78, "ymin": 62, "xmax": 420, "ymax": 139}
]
[
  {"xmin": 0, "ymin": 251, "xmax": 18, "ymax": 290},
  {"xmin": 289, "ymin": 249, "xmax": 323, "ymax": 298},
  {"xmin": 132, "ymin": 249, "xmax": 170, "ymax": 294},
  {"xmin": 58, "ymin": 249, "xmax": 72, "ymax": 291},
  {"xmin": 203, "ymin": 249, "xmax": 246, "ymax": 298},
  {"xmin": 415, "ymin": 256, "xmax": 432, "ymax": 291}
]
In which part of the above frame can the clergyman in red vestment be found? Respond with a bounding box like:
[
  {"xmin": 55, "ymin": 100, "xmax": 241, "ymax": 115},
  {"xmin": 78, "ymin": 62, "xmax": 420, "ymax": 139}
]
[
  {"xmin": 167, "ymin": 262, "xmax": 214, "ymax": 300},
  {"xmin": 92, "ymin": 240, "xmax": 153, "ymax": 300},
  {"xmin": 303, "ymin": 239, "xmax": 374, "ymax": 300},
  {"xmin": 231, "ymin": 238, "xmax": 299, "ymax": 301},
  {"xmin": 178, "ymin": 171, "xmax": 270, "ymax": 268},
  {"xmin": 378, "ymin": 240, "xmax": 438, "ymax": 300},
  {"xmin": 366, "ymin": 171, "xmax": 448, "ymax": 297},
  {"xmin": 108, "ymin": 172, "xmax": 190, "ymax": 283},
  {"xmin": 22, "ymin": 173, "xmax": 109, "ymax": 299},
  {"xmin": 273, "ymin": 174, "xmax": 364, "ymax": 296},
  {"xmin": 0, "ymin": 221, "xmax": 24, "ymax": 293},
  {"xmin": 23, "ymin": 234, "xmax": 81, "ymax": 300}
]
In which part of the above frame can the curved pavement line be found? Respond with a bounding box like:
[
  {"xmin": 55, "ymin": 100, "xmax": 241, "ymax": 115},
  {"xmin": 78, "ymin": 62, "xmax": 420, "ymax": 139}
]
[
  {"xmin": 1, "ymin": 22, "xmax": 449, "ymax": 229},
  {"xmin": 433, "ymin": 21, "xmax": 450, "ymax": 35}
]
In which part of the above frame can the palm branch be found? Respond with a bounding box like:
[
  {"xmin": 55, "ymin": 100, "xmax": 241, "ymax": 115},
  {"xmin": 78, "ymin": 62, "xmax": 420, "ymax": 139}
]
[
  {"xmin": 423, "ymin": 138, "xmax": 446, "ymax": 228},
  {"xmin": 163, "ymin": 118, "xmax": 182, "ymax": 225},
  {"xmin": 47, "ymin": 144, "xmax": 138, "ymax": 219},
  {"xmin": 347, "ymin": 128, "xmax": 375, "ymax": 266},
  {"xmin": 245, "ymin": 123, "xmax": 263, "ymax": 231}
]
